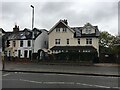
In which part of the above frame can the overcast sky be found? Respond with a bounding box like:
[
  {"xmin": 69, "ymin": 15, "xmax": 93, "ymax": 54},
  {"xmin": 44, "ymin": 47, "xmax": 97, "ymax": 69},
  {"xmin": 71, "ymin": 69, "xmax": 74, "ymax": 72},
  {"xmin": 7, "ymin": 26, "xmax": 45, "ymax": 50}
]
[{"xmin": 0, "ymin": 0, "xmax": 119, "ymax": 36}]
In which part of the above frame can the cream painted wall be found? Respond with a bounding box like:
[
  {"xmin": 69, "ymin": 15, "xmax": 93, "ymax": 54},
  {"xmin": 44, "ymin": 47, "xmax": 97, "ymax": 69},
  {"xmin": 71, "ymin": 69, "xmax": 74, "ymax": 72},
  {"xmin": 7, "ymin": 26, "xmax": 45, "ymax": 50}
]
[
  {"xmin": 49, "ymin": 28, "xmax": 74, "ymax": 49},
  {"xmin": 49, "ymin": 28, "xmax": 99, "ymax": 54}
]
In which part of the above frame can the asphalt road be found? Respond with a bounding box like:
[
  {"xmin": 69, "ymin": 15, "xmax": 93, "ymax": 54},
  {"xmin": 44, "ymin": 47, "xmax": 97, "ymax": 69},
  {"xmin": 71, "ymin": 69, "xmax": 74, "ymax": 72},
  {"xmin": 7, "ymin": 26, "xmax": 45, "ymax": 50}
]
[{"xmin": 2, "ymin": 72, "xmax": 120, "ymax": 88}]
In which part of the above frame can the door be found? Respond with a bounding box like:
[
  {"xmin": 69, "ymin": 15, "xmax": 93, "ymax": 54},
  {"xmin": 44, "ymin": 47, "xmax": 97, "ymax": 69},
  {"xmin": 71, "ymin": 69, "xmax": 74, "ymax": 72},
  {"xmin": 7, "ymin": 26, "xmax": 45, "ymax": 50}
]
[
  {"xmin": 29, "ymin": 50, "xmax": 32, "ymax": 59},
  {"xmin": 24, "ymin": 50, "xmax": 28, "ymax": 58},
  {"xmin": 18, "ymin": 50, "xmax": 21, "ymax": 58}
]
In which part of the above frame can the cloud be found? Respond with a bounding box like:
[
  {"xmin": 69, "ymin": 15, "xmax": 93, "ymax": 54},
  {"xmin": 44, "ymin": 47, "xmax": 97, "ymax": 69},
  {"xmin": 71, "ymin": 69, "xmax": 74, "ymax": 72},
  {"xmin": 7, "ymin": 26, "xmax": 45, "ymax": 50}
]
[{"xmin": 1, "ymin": 1, "xmax": 118, "ymax": 35}]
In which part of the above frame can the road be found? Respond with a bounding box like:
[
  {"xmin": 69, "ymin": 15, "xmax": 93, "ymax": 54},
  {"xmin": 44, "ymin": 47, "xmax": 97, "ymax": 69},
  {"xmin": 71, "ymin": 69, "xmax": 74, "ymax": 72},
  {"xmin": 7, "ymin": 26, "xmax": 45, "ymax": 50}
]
[{"xmin": 2, "ymin": 72, "xmax": 119, "ymax": 88}]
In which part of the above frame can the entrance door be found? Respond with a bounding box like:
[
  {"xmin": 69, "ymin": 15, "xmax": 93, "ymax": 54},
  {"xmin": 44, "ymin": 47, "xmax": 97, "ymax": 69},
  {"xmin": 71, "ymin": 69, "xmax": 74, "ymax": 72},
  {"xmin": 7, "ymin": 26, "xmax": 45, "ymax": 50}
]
[
  {"xmin": 29, "ymin": 50, "xmax": 32, "ymax": 59},
  {"xmin": 24, "ymin": 50, "xmax": 28, "ymax": 58},
  {"xmin": 18, "ymin": 50, "xmax": 21, "ymax": 58}
]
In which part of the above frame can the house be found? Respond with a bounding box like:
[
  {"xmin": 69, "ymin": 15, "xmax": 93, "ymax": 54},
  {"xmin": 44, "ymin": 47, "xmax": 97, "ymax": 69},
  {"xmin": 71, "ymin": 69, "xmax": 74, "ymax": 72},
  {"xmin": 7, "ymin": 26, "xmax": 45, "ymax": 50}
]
[
  {"xmin": 48, "ymin": 19, "xmax": 100, "ymax": 61},
  {"xmin": 0, "ymin": 28, "xmax": 7, "ymax": 52},
  {"xmin": 5, "ymin": 25, "xmax": 48, "ymax": 60}
]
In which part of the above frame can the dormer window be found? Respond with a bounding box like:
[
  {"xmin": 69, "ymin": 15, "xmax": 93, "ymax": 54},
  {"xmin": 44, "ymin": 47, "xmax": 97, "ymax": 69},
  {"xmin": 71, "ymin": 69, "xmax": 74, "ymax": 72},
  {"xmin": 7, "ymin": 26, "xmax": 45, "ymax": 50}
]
[
  {"xmin": 56, "ymin": 28, "xmax": 60, "ymax": 32},
  {"xmin": 86, "ymin": 27, "xmax": 91, "ymax": 34}
]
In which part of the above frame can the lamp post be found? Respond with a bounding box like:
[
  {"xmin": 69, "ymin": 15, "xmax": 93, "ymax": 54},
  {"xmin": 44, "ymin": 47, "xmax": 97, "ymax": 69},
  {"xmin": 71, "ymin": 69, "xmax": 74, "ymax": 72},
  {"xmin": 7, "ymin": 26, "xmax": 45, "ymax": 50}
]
[{"xmin": 30, "ymin": 5, "xmax": 34, "ymax": 61}]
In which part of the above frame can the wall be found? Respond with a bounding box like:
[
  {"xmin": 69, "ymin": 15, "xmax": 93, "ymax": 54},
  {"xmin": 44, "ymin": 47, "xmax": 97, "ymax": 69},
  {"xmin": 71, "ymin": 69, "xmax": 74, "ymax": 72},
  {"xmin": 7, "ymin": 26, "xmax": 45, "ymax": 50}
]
[
  {"xmin": 34, "ymin": 31, "xmax": 48, "ymax": 53},
  {"xmin": 49, "ymin": 28, "xmax": 99, "ymax": 54}
]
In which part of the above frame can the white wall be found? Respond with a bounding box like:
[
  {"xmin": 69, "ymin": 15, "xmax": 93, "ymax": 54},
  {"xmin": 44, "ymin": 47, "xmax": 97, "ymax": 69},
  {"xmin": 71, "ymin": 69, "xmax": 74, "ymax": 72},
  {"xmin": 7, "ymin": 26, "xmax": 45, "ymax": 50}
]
[
  {"xmin": 17, "ymin": 40, "xmax": 32, "ymax": 58},
  {"xmin": 34, "ymin": 31, "xmax": 48, "ymax": 53}
]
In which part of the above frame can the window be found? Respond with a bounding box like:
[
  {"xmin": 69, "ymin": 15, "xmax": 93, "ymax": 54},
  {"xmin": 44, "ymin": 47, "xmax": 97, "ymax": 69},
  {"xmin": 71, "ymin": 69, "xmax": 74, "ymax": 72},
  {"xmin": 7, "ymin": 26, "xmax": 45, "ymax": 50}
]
[
  {"xmin": 78, "ymin": 39, "xmax": 80, "ymax": 44},
  {"xmin": 63, "ymin": 28, "xmax": 67, "ymax": 32},
  {"xmin": 86, "ymin": 27, "xmax": 91, "ymax": 34},
  {"xmin": 67, "ymin": 39, "xmax": 69, "ymax": 45},
  {"xmin": 13, "ymin": 41, "xmax": 16, "ymax": 47},
  {"xmin": 27, "ymin": 40, "xmax": 31, "ymax": 47},
  {"xmin": 18, "ymin": 50, "xmax": 21, "ymax": 58},
  {"xmin": 55, "ymin": 39, "xmax": 60, "ymax": 44},
  {"xmin": 86, "ymin": 38, "xmax": 92, "ymax": 44},
  {"xmin": 56, "ymin": 28, "xmax": 60, "ymax": 32},
  {"xmin": 20, "ymin": 40, "xmax": 23, "ymax": 47}
]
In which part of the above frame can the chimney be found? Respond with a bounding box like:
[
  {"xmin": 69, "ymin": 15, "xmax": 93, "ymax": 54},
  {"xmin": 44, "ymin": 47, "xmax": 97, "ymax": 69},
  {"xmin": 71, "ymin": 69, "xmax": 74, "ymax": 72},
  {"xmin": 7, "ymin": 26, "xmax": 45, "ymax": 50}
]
[
  {"xmin": 13, "ymin": 24, "xmax": 19, "ymax": 33},
  {"xmin": 63, "ymin": 19, "xmax": 68, "ymax": 25}
]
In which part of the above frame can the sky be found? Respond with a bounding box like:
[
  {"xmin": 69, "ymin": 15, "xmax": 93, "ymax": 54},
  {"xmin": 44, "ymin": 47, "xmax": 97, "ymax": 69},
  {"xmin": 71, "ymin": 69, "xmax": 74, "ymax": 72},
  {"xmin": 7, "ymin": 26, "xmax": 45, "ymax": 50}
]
[{"xmin": 0, "ymin": 0, "xmax": 119, "ymax": 36}]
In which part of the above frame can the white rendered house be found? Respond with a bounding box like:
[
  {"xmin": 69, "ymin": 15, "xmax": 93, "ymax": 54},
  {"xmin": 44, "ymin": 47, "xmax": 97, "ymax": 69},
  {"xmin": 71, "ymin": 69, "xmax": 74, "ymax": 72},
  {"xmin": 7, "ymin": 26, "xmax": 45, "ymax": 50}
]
[{"xmin": 5, "ymin": 25, "xmax": 48, "ymax": 59}]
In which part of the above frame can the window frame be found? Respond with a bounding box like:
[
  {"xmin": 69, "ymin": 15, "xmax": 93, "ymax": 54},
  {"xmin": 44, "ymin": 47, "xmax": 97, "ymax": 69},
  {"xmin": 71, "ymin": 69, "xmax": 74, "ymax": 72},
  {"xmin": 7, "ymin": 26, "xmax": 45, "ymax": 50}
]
[
  {"xmin": 20, "ymin": 40, "xmax": 23, "ymax": 47},
  {"xmin": 56, "ymin": 28, "xmax": 60, "ymax": 32},
  {"xmin": 67, "ymin": 39, "xmax": 69, "ymax": 45},
  {"xmin": 27, "ymin": 40, "xmax": 31, "ymax": 47},
  {"xmin": 86, "ymin": 38, "xmax": 92, "ymax": 44},
  {"xmin": 78, "ymin": 38, "xmax": 80, "ymax": 44},
  {"xmin": 55, "ymin": 39, "xmax": 60, "ymax": 44}
]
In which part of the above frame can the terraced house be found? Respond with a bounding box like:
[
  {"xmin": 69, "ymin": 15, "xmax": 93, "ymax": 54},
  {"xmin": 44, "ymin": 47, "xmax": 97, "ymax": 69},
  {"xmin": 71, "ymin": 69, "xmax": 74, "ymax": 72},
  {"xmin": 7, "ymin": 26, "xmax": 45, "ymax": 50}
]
[
  {"xmin": 5, "ymin": 25, "xmax": 48, "ymax": 60},
  {"xmin": 48, "ymin": 19, "xmax": 100, "ymax": 62}
]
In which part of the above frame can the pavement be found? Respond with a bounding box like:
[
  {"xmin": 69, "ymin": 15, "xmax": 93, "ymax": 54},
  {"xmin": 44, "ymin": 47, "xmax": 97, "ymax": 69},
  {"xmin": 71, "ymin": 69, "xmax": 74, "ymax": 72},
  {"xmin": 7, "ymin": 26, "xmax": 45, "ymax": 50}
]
[{"xmin": 2, "ymin": 61, "xmax": 120, "ymax": 77}]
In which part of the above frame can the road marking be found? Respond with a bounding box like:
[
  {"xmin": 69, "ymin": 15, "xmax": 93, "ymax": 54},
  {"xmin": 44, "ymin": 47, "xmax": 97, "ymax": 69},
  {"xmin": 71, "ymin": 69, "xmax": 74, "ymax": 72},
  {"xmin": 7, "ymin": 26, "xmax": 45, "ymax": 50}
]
[
  {"xmin": 2, "ymin": 73, "xmax": 10, "ymax": 77},
  {"xmin": 20, "ymin": 79, "xmax": 42, "ymax": 84},
  {"xmin": 18, "ymin": 79, "xmax": 112, "ymax": 88},
  {"xmin": 43, "ymin": 73, "xmax": 119, "ymax": 79},
  {"xmin": 43, "ymin": 82, "xmax": 74, "ymax": 85},
  {"xmin": 76, "ymin": 82, "xmax": 110, "ymax": 88},
  {"xmin": 19, "ymin": 79, "xmax": 75, "ymax": 85}
]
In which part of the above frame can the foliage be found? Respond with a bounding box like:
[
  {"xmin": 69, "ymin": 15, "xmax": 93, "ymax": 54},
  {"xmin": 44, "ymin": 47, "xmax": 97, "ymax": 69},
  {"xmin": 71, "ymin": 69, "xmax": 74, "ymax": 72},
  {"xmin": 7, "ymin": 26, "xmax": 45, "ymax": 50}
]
[{"xmin": 99, "ymin": 31, "xmax": 120, "ymax": 54}]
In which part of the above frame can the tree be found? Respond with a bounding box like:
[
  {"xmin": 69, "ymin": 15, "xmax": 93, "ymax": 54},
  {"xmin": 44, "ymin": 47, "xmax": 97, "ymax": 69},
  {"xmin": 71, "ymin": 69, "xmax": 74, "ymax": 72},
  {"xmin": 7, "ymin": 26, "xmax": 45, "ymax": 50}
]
[{"xmin": 99, "ymin": 31, "xmax": 115, "ymax": 54}]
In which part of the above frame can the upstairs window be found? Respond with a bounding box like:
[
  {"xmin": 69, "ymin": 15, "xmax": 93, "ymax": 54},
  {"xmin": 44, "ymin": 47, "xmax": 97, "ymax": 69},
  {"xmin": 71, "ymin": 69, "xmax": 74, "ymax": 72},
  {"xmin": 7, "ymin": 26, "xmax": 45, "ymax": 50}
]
[
  {"xmin": 13, "ymin": 41, "xmax": 16, "ymax": 47},
  {"xmin": 67, "ymin": 39, "xmax": 69, "ymax": 45},
  {"xmin": 27, "ymin": 40, "xmax": 31, "ymax": 47},
  {"xmin": 86, "ymin": 27, "xmax": 91, "ymax": 34},
  {"xmin": 55, "ymin": 39, "xmax": 60, "ymax": 44},
  {"xmin": 63, "ymin": 28, "xmax": 67, "ymax": 32},
  {"xmin": 78, "ymin": 39, "xmax": 80, "ymax": 44},
  {"xmin": 86, "ymin": 38, "xmax": 92, "ymax": 44},
  {"xmin": 20, "ymin": 40, "xmax": 23, "ymax": 47},
  {"xmin": 56, "ymin": 28, "xmax": 60, "ymax": 32}
]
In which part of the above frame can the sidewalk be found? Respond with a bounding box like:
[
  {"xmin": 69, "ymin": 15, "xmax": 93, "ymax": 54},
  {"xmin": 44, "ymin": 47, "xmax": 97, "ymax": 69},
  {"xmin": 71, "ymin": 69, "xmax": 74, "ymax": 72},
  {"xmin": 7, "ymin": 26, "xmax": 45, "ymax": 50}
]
[{"xmin": 2, "ymin": 62, "xmax": 120, "ymax": 77}]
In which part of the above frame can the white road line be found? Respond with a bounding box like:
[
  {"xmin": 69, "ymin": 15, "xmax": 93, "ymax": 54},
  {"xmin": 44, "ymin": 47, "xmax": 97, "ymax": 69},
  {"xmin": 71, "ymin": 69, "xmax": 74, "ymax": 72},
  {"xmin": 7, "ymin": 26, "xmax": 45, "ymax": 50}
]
[
  {"xmin": 20, "ymin": 79, "xmax": 42, "ymax": 84},
  {"xmin": 20, "ymin": 79, "xmax": 75, "ymax": 85},
  {"xmin": 19, "ymin": 79, "xmax": 112, "ymax": 88},
  {"xmin": 76, "ymin": 82, "xmax": 110, "ymax": 88},
  {"xmin": 44, "ymin": 73, "xmax": 118, "ymax": 79},
  {"xmin": 2, "ymin": 73, "xmax": 10, "ymax": 77},
  {"xmin": 44, "ymin": 74, "xmax": 75, "ymax": 77}
]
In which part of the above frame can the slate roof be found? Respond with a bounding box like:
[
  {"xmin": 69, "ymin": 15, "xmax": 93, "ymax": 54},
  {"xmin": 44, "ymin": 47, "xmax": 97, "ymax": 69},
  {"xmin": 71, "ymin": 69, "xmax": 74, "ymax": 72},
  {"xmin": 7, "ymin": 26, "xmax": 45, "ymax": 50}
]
[
  {"xmin": 0, "ymin": 28, "xmax": 5, "ymax": 33},
  {"xmin": 50, "ymin": 46, "xmax": 97, "ymax": 52},
  {"xmin": 71, "ymin": 26, "xmax": 100, "ymax": 38},
  {"xmin": 49, "ymin": 19, "xmax": 100, "ymax": 37},
  {"xmin": 8, "ymin": 28, "xmax": 47, "ymax": 40}
]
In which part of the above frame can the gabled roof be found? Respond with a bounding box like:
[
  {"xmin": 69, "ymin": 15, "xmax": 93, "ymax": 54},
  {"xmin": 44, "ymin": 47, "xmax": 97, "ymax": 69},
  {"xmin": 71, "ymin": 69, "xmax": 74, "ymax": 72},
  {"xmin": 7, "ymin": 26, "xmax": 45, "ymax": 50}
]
[
  {"xmin": 48, "ymin": 20, "xmax": 75, "ymax": 34},
  {"xmin": 0, "ymin": 28, "xmax": 5, "ymax": 33},
  {"xmin": 7, "ymin": 28, "xmax": 47, "ymax": 40},
  {"xmin": 71, "ymin": 24, "xmax": 100, "ymax": 38},
  {"xmin": 48, "ymin": 20, "xmax": 100, "ymax": 37}
]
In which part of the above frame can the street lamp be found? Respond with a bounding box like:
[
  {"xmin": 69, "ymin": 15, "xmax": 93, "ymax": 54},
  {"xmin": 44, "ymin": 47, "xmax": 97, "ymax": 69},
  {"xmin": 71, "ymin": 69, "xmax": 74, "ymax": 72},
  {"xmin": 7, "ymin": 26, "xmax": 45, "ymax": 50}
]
[
  {"xmin": 31, "ymin": 5, "xmax": 34, "ymax": 30},
  {"xmin": 30, "ymin": 5, "xmax": 34, "ymax": 61}
]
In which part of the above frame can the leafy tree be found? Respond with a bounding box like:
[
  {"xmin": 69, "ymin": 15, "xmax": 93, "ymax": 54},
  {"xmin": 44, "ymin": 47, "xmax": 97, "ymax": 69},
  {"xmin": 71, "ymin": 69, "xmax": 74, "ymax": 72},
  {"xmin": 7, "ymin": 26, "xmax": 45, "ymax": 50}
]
[{"xmin": 99, "ymin": 31, "xmax": 115, "ymax": 54}]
